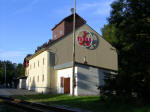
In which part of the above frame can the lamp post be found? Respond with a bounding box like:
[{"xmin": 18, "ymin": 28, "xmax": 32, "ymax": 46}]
[{"xmin": 72, "ymin": 0, "xmax": 76, "ymax": 96}]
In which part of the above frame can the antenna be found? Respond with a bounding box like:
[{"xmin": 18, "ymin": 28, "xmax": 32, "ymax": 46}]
[{"xmin": 71, "ymin": 8, "xmax": 74, "ymax": 14}]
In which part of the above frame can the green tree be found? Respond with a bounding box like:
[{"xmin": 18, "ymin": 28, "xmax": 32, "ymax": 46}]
[
  {"xmin": 101, "ymin": 24, "xmax": 118, "ymax": 46},
  {"xmin": 101, "ymin": 0, "xmax": 150, "ymax": 99},
  {"xmin": 0, "ymin": 60, "xmax": 25, "ymax": 87},
  {"xmin": 16, "ymin": 63, "xmax": 25, "ymax": 77}
]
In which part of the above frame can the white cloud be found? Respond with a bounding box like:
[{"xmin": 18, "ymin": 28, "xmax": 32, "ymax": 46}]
[
  {"xmin": 0, "ymin": 51, "xmax": 26, "ymax": 58},
  {"xmin": 53, "ymin": 0, "xmax": 114, "ymax": 16},
  {"xmin": 77, "ymin": 0, "xmax": 114, "ymax": 16},
  {"xmin": 0, "ymin": 49, "xmax": 27, "ymax": 63},
  {"xmin": 78, "ymin": 3, "xmax": 98, "ymax": 10}
]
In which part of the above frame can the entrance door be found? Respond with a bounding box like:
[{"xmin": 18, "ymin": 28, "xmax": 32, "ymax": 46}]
[{"xmin": 64, "ymin": 78, "xmax": 70, "ymax": 94}]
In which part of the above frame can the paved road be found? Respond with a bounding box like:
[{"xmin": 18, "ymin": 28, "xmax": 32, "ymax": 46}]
[{"xmin": 0, "ymin": 88, "xmax": 37, "ymax": 96}]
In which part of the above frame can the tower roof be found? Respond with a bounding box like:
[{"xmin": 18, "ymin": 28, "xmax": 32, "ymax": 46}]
[{"xmin": 52, "ymin": 13, "xmax": 86, "ymax": 30}]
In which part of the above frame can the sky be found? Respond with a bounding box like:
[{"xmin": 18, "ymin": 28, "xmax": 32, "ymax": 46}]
[{"xmin": 0, "ymin": 0, "xmax": 114, "ymax": 64}]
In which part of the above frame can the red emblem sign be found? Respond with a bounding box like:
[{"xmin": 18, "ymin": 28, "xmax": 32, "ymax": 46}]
[{"xmin": 76, "ymin": 30, "xmax": 93, "ymax": 48}]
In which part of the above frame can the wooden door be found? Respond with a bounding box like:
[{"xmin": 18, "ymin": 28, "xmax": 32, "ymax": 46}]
[{"xmin": 64, "ymin": 78, "xmax": 70, "ymax": 94}]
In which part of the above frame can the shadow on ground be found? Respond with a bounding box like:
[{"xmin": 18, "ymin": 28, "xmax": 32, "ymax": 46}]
[{"xmin": 12, "ymin": 94, "xmax": 150, "ymax": 112}]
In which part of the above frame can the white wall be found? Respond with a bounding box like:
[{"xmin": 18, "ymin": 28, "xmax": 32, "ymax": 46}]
[
  {"xmin": 57, "ymin": 67, "xmax": 78, "ymax": 95},
  {"xmin": 56, "ymin": 64, "xmax": 115, "ymax": 96},
  {"xmin": 19, "ymin": 79, "xmax": 26, "ymax": 89},
  {"xmin": 27, "ymin": 51, "xmax": 50, "ymax": 93}
]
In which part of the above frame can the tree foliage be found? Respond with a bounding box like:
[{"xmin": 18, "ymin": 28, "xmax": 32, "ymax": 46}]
[
  {"xmin": 101, "ymin": 0, "xmax": 150, "ymax": 99},
  {"xmin": 0, "ymin": 60, "xmax": 24, "ymax": 87},
  {"xmin": 101, "ymin": 24, "xmax": 118, "ymax": 46}
]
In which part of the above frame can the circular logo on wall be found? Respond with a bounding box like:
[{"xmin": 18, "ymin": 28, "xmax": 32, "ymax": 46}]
[{"xmin": 76, "ymin": 30, "xmax": 93, "ymax": 48}]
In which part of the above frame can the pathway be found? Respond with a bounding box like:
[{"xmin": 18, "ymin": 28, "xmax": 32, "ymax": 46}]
[{"xmin": 0, "ymin": 88, "xmax": 37, "ymax": 96}]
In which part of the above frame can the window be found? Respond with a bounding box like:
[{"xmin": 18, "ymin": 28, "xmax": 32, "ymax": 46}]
[
  {"xmin": 54, "ymin": 34, "xmax": 57, "ymax": 39},
  {"xmin": 30, "ymin": 77, "xmax": 31, "ymax": 82},
  {"xmin": 42, "ymin": 74, "xmax": 44, "ymax": 82},
  {"xmin": 50, "ymin": 53, "xmax": 55, "ymax": 66},
  {"xmin": 38, "ymin": 61, "xmax": 39, "ymax": 67},
  {"xmin": 34, "ymin": 62, "xmax": 35, "ymax": 68},
  {"xmin": 37, "ymin": 75, "xmax": 39, "ymax": 82},
  {"xmin": 33, "ymin": 76, "xmax": 35, "ymax": 82},
  {"xmin": 43, "ymin": 58, "xmax": 44, "ymax": 65}
]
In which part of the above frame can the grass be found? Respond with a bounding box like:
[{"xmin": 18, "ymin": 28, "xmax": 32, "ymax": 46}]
[{"xmin": 12, "ymin": 94, "xmax": 150, "ymax": 112}]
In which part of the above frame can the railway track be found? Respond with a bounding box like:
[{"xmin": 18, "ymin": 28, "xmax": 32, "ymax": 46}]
[{"xmin": 0, "ymin": 96, "xmax": 78, "ymax": 112}]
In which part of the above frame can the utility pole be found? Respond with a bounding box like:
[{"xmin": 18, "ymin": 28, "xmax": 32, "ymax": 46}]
[
  {"xmin": 4, "ymin": 63, "xmax": 6, "ymax": 88},
  {"xmin": 72, "ymin": 0, "xmax": 76, "ymax": 96}
]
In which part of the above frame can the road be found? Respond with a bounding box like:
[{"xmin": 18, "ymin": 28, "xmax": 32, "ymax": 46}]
[{"xmin": 0, "ymin": 88, "xmax": 37, "ymax": 96}]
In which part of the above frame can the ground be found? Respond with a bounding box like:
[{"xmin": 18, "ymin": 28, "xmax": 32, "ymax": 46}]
[
  {"xmin": 1, "ymin": 89, "xmax": 150, "ymax": 112},
  {"xmin": 12, "ymin": 94, "xmax": 150, "ymax": 112},
  {"xmin": 0, "ymin": 88, "xmax": 37, "ymax": 96}
]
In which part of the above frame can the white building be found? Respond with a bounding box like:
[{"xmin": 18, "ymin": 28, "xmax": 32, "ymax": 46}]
[{"xmin": 24, "ymin": 14, "xmax": 118, "ymax": 96}]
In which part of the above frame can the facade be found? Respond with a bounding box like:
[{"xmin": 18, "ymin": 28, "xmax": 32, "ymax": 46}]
[{"xmin": 25, "ymin": 14, "xmax": 118, "ymax": 95}]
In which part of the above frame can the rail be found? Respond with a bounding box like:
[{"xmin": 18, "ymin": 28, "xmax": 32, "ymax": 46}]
[{"xmin": 0, "ymin": 96, "xmax": 78, "ymax": 112}]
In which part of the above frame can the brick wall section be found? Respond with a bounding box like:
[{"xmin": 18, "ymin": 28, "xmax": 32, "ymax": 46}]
[
  {"xmin": 52, "ymin": 21, "xmax": 65, "ymax": 40},
  {"xmin": 52, "ymin": 15, "xmax": 86, "ymax": 40},
  {"xmin": 64, "ymin": 17, "xmax": 85, "ymax": 35}
]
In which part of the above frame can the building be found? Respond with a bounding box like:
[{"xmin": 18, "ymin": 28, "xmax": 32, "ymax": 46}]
[
  {"xmin": 24, "ymin": 14, "xmax": 118, "ymax": 96},
  {"xmin": 18, "ymin": 54, "xmax": 32, "ymax": 89},
  {"xmin": 18, "ymin": 76, "xmax": 27, "ymax": 89}
]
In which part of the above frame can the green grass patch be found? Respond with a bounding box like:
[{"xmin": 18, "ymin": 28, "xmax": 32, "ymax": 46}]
[{"xmin": 12, "ymin": 94, "xmax": 150, "ymax": 112}]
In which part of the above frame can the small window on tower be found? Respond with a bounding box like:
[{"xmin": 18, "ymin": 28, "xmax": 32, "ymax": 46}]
[
  {"xmin": 54, "ymin": 34, "xmax": 57, "ymax": 39},
  {"xmin": 60, "ymin": 30, "xmax": 63, "ymax": 35}
]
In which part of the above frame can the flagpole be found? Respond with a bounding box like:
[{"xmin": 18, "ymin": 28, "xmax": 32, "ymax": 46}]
[{"xmin": 72, "ymin": 0, "xmax": 76, "ymax": 96}]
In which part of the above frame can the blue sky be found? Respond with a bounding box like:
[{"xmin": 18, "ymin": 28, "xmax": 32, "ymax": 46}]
[{"xmin": 0, "ymin": 0, "xmax": 114, "ymax": 64}]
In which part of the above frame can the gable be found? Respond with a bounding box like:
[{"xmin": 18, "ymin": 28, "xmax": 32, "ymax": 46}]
[
  {"xmin": 48, "ymin": 24, "xmax": 118, "ymax": 71},
  {"xmin": 75, "ymin": 24, "xmax": 118, "ymax": 71}
]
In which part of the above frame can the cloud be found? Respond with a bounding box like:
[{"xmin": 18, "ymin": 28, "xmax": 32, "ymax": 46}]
[
  {"xmin": 77, "ymin": 0, "xmax": 114, "ymax": 16},
  {"xmin": 52, "ymin": 0, "xmax": 114, "ymax": 18},
  {"xmin": 0, "ymin": 49, "xmax": 27, "ymax": 63},
  {"xmin": 78, "ymin": 3, "xmax": 98, "ymax": 10}
]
